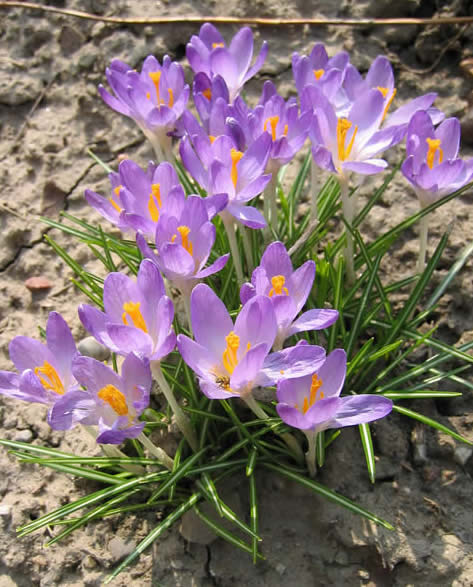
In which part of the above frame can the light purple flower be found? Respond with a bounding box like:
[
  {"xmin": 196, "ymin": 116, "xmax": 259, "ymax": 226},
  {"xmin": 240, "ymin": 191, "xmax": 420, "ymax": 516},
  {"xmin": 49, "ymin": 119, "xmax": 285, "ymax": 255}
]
[
  {"xmin": 137, "ymin": 193, "xmax": 229, "ymax": 290},
  {"xmin": 79, "ymin": 259, "xmax": 176, "ymax": 361},
  {"xmin": 401, "ymin": 110, "xmax": 473, "ymax": 207},
  {"xmin": 50, "ymin": 353, "xmax": 151, "ymax": 444},
  {"xmin": 99, "ymin": 55, "xmax": 189, "ymax": 157},
  {"xmin": 0, "ymin": 312, "xmax": 81, "ymax": 427},
  {"xmin": 186, "ymin": 24, "xmax": 268, "ymax": 102},
  {"xmin": 177, "ymin": 284, "xmax": 326, "ymax": 399},
  {"xmin": 276, "ymin": 349, "xmax": 392, "ymax": 432},
  {"xmin": 192, "ymin": 72, "xmax": 230, "ymax": 135},
  {"xmin": 85, "ymin": 160, "xmax": 184, "ymax": 239},
  {"xmin": 240, "ymin": 242, "xmax": 338, "ymax": 348}
]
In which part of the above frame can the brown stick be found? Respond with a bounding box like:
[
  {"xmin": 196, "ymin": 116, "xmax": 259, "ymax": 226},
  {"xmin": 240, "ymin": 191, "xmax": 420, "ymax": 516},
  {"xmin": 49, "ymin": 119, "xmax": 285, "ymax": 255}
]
[{"xmin": 1, "ymin": 1, "xmax": 473, "ymax": 27}]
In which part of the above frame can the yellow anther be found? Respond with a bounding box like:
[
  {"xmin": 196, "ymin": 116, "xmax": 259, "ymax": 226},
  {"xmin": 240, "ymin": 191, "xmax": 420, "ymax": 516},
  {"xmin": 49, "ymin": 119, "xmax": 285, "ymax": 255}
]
[
  {"xmin": 34, "ymin": 361, "xmax": 65, "ymax": 395},
  {"xmin": 148, "ymin": 183, "xmax": 162, "ymax": 222},
  {"xmin": 149, "ymin": 71, "xmax": 162, "ymax": 103},
  {"xmin": 212, "ymin": 42, "xmax": 225, "ymax": 49},
  {"xmin": 377, "ymin": 87, "xmax": 397, "ymax": 122},
  {"xmin": 222, "ymin": 331, "xmax": 240, "ymax": 375},
  {"xmin": 336, "ymin": 118, "xmax": 358, "ymax": 162},
  {"xmin": 300, "ymin": 374, "xmax": 324, "ymax": 414},
  {"xmin": 98, "ymin": 384, "xmax": 128, "ymax": 416},
  {"xmin": 122, "ymin": 301, "xmax": 147, "ymax": 332},
  {"xmin": 114, "ymin": 186, "xmax": 122, "ymax": 197},
  {"xmin": 230, "ymin": 148, "xmax": 244, "ymax": 187},
  {"xmin": 209, "ymin": 135, "xmax": 216, "ymax": 144},
  {"xmin": 109, "ymin": 186, "xmax": 123, "ymax": 213},
  {"xmin": 268, "ymin": 275, "xmax": 289, "ymax": 297},
  {"xmin": 171, "ymin": 225, "xmax": 193, "ymax": 255},
  {"xmin": 168, "ymin": 88, "xmax": 174, "ymax": 108},
  {"xmin": 314, "ymin": 69, "xmax": 325, "ymax": 80},
  {"xmin": 426, "ymin": 137, "xmax": 443, "ymax": 169},
  {"xmin": 264, "ymin": 115, "xmax": 280, "ymax": 141},
  {"xmin": 203, "ymin": 88, "xmax": 212, "ymax": 100},
  {"xmin": 283, "ymin": 124, "xmax": 288, "ymax": 136},
  {"xmin": 146, "ymin": 91, "xmax": 151, "ymax": 100}
]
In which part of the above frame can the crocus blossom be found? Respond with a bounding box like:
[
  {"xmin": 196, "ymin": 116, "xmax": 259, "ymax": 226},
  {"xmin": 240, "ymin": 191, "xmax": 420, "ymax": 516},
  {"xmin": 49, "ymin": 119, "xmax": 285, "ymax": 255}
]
[
  {"xmin": 276, "ymin": 349, "xmax": 393, "ymax": 432},
  {"xmin": 186, "ymin": 24, "xmax": 268, "ymax": 102},
  {"xmin": 79, "ymin": 259, "xmax": 176, "ymax": 361},
  {"xmin": 99, "ymin": 55, "xmax": 189, "ymax": 160},
  {"xmin": 401, "ymin": 110, "xmax": 473, "ymax": 207},
  {"xmin": 177, "ymin": 284, "xmax": 326, "ymax": 399},
  {"xmin": 240, "ymin": 242, "xmax": 338, "ymax": 348},
  {"xmin": 85, "ymin": 160, "xmax": 184, "ymax": 239},
  {"xmin": 0, "ymin": 312, "xmax": 81, "ymax": 426},
  {"xmin": 50, "ymin": 353, "xmax": 151, "ymax": 444}
]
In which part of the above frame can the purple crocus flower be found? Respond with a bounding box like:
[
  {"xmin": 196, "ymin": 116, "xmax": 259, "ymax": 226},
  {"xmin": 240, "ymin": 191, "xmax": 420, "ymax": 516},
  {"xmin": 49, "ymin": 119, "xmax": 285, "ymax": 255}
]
[
  {"xmin": 0, "ymin": 312, "xmax": 81, "ymax": 427},
  {"xmin": 79, "ymin": 259, "xmax": 176, "ymax": 361},
  {"xmin": 137, "ymin": 193, "xmax": 229, "ymax": 292},
  {"xmin": 276, "ymin": 349, "xmax": 392, "ymax": 432},
  {"xmin": 177, "ymin": 284, "xmax": 326, "ymax": 400},
  {"xmin": 85, "ymin": 160, "xmax": 184, "ymax": 239},
  {"xmin": 186, "ymin": 24, "xmax": 268, "ymax": 102},
  {"xmin": 240, "ymin": 242, "xmax": 338, "ymax": 349},
  {"xmin": 99, "ymin": 55, "xmax": 189, "ymax": 160},
  {"xmin": 192, "ymin": 72, "xmax": 230, "ymax": 135},
  {"xmin": 401, "ymin": 110, "xmax": 473, "ymax": 207},
  {"xmin": 49, "ymin": 353, "xmax": 151, "ymax": 444}
]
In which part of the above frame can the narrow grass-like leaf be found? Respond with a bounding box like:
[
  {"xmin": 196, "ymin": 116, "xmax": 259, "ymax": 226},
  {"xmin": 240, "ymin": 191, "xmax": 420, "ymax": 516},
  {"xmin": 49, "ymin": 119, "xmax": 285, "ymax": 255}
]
[
  {"xmin": 346, "ymin": 338, "xmax": 374, "ymax": 379},
  {"xmin": 246, "ymin": 447, "xmax": 258, "ymax": 477},
  {"xmin": 86, "ymin": 148, "xmax": 113, "ymax": 173},
  {"xmin": 263, "ymin": 462, "xmax": 394, "ymax": 530},
  {"xmin": 393, "ymin": 405, "xmax": 472, "ymax": 444},
  {"xmin": 199, "ymin": 472, "xmax": 224, "ymax": 517},
  {"xmin": 316, "ymin": 431, "xmax": 325, "ymax": 468},
  {"xmin": 383, "ymin": 390, "xmax": 462, "ymax": 399},
  {"xmin": 353, "ymin": 162, "xmax": 401, "ymax": 228},
  {"xmin": 249, "ymin": 473, "xmax": 259, "ymax": 564},
  {"xmin": 359, "ymin": 423, "xmax": 375, "ymax": 484}
]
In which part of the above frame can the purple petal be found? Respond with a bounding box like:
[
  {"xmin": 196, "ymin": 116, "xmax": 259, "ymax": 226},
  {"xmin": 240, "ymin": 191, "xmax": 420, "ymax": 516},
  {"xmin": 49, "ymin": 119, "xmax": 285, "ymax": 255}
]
[
  {"xmin": 230, "ymin": 343, "xmax": 270, "ymax": 391},
  {"xmin": 329, "ymin": 395, "xmax": 393, "ymax": 428},
  {"xmin": 48, "ymin": 390, "xmax": 96, "ymax": 430},
  {"xmin": 287, "ymin": 309, "xmax": 339, "ymax": 337},
  {"xmin": 177, "ymin": 334, "xmax": 219, "ymax": 380},
  {"xmin": 45, "ymin": 312, "xmax": 77, "ymax": 377},
  {"xmin": 342, "ymin": 159, "xmax": 388, "ymax": 175},
  {"xmin": 106, "ymin": 324, "xmax": 154, "ymax": 357},
  {"xmin": 226, "ymin": 203, "xmax": 267, "ymax": 229},
  {"xmin": 190, "ymin": 284, "xmax": 233, "ymax": 356},
  {"xmin": 194, "ymin": 253, "xmax": 230, "ymax": 279}
]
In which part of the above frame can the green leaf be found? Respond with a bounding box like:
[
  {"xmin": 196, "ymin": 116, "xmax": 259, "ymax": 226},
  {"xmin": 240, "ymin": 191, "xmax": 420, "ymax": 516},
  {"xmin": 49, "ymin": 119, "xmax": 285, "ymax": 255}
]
[
  {"xmin": 383, "ymin": 390, "xmax": 462, "ymax": 399},
  {"xmin": 248, "ymin": 473, "xmax": 259, "ymax": 564},
  {"xmin": 246, "ymin": 446, "xmax": 258, "ymax": 477},
  {"xmin": 359, "ymin": 423, "xmax": 376, "ymax": 484}
]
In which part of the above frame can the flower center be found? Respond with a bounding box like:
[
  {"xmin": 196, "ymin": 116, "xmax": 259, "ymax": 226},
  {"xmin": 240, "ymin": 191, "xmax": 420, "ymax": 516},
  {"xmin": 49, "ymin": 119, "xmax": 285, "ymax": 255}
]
[
  {"xmin": 148, "ymin": 71, "xmax": 174, "ymax": 107},
  {"xmin": 426, "ymin": 137, "xmax": 443, "ymax": 169},
  {"xmin": 171, "ymin": 225, "xmax": 193, "ymax": 256},
  {"xmin": 377, "ymin": 86, "xmax": 397, "ymax": 122},
  {"xmin": 268, "ymin": 275, "xmax": 289, "ymax": 297},
  {"xmin": 212, "ymin": 42, "xmax": 225, "ymax": 49},
  {"xmin": 264, "ymin": 115, "xmax": 279, "ymax": 141},
  {"xmin": 313, "ymin": 68, "xmax": 324, "ymax": 81},
  {"xmin": 296, "ymin": 374, "xmax": 324, "ymax": 414},
  {"xmin": 34, "ymin": 361, "xmax": 65, "ymax": 395},
  {"xmin": 148, "ymin": 183, "xmax": 162, "ymax": 222},
  {"xmin": 203, "ymin": 88, "xmax": 212, "ymax": 100},
  {"xmin": 97, "ymin": 384, "xmax": 128, "ymax": 416},
  {"xmin": 336, "ymin": 118, "xmax": 358, "ymax": 162},
  {"xmin": 122, "ymin": 301, "xmax": 147, "ymax": 332},
  {"xmin": 230, "ymin": 148, "xmax": 244, "ymax": 187},
  {"xmin": 109, "ymin": 185, "xmax": 122, "ymax": 213}
]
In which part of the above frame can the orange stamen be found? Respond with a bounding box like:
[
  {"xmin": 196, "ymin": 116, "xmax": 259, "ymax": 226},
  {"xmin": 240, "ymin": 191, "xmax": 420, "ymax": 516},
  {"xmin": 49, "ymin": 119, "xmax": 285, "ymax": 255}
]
[
  {"xmin": 426, "ymin": 137, "xmax": 443, "ymax": 169},
  {"xmin": 34, "ymin": 361, "xmax": 65, "ymax": 395},
  {"xmin": 222, "ymin": 331, "xmax": 240, "ymax": 375},
  {"xmin": 148, "ymin": 183, "xmax": 162, "ymax": 222},
  {"xmin": 122, "ymin": 301, "xmax": 147, "ymax": 332},
  {"xmin": 314, "ymin": 69, "xmax": 324, "ymax": 80},
  {"xmin": 97, "ymin": 384, "xmax": 128, "ymax": 416},
  {"xmin": 230, "ymin": 148, "xmax": 244, "ymax": 187},
  {"xmin": 268, "ymin": 275, "xmax": 289, "ymax": 297},
  {"xmin": 264, "ymin": 115, "xmax": 280, "ymax": 141},
  {"xmin": 172, "ymin": 225, "xmax": 193, "ymax": 256},
  {"xmin": 203, "ymin": 88, "xmax": 212, "ymax": 100},
  {"xmin": 337, "ymin": 118, "xmax": 358, "ymax": 162}
]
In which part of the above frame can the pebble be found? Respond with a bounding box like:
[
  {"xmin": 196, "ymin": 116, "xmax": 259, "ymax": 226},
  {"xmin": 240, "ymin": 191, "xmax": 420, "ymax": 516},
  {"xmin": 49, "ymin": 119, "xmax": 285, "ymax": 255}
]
[
  {"xmin": 13, "ymin": 429, "xmax": 33, "ymax": 443},
  {"xmin": 82, "ymin": 555, "xmax": 98, "ymax": 570},
  {"xmin": 275, "ymin": 563, "xmax": 286, "ymax": 576},
  {"xmin": 108, "ymin": 536, "xmax": 136, "ymax": 561},
  {"xmin": 24, "ymin": 276, "xmax": 52, "ymax": 291},
  {"xmin": 454, "ymin": 445, "xmax": 473, "ymax": 467},
  {"xmin": 0, "ymin": 504, "xmax": 12, "ymax": 516},
  {"xmin": 78, "ymin": 337, "xmax": 111, "ymax": 361}
]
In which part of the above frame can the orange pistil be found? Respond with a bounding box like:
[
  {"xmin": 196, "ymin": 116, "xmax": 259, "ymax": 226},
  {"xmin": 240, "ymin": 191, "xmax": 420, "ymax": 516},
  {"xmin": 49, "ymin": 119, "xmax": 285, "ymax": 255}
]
[
  {"xmin": 122, "ymin": 301, "xmax": 147, "ymax": 332},
  {"xmin": 268, "ymin": 275, "xmax": 289, "ymax": 297},
  {"xmin": 426, "ymin": 137, "xmax": 443, "ymax": 169},
  {"xmin": 314, "ymin": 68, "xmax": 324, "ymax": 81},
  {"xmin": 230, "ymin": 148, "xmax": 244, "ymax": 187},
  {"xmin": 203, "ymin": 88, "xmax": 212, "ymax": 100},
  {"xmin": 148, "ymin": 183, "xmax": 162, "ymax": 222},
  {"xmin": 264, "ymin": 115, "xmax": 280, "ymax": 141},
  {"xmin": 336, "ymin": 118, "xmax": 358, "ymax": 162},
  {"xmin": 98, "ymin": 384, "xmax": 129, "ymax": 416},
  {"xmin": 222, "ymin": 331, "xmax": 240, "ymax": 375},
  {"xmin": 296, "ymin": 374, "xmax": 324, "ymax": 414},
  {"xmin": 34, "ymin": 361, "xmax": 65, "ymax": 395},
  {"xmin": 148, "ymin": 71, "xmax": 173, "ymax": 107},
  {"xmin": 171, "ymin": 225, "xmax": 193, "ymax": 256},
  {"xmin": 212, "ymin": 42, "xmax": 225, "ymax": 49}
]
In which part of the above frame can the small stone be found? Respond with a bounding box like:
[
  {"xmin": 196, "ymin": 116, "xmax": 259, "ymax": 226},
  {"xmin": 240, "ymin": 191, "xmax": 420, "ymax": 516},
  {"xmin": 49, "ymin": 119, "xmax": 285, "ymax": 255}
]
[
  {"xmin": 454, "ymin": 445, "xmax": 473, "ymax": 466},
  {"xmin": 275, "ymin": 563, "xmax": 286, "ymax": 575},
  {"xmin": 13, "ymin": 429, "xmax": 33, "ymax": 443},
  {"xmin": 82, "ymin": 555, "xmax": 98, "ymax": 570},
  {"xmin": 413, "ymin": 442, "xmax": 428, "ymax": 465},
  {"xmin": 108, "ymin": 536, "xmax": 136, "ymax": 561},
  {"xmin": 58, "ymin": 25, "xmax": 85, "ymax": 55},
  {"xmin": 78, "ymin": 337, "xmax": 111, "ymax": 361},
  {"xmin": 24, "ymin": 276, "xmax": 52, "ymax": 291},
  {"xmin": 0, "ymin": 504, "xmax": 11, "ymax": 516}
]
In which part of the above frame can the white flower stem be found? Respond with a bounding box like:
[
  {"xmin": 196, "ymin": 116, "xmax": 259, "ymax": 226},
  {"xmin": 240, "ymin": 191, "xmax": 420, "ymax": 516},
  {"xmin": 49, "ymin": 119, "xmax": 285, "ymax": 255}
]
[
  {"xmin": 418, "ymin": 212, "xmax": 429, "ymax": 274},
  {"xmin": 310, "ymin": 157, "xmax": 319, "ymax": 222},
  {"xmin": 137, "ymin": 432, "xmax": 174, "ymax": 470},
  {"xmin": 83, "ymin": 425, "xmax": 144, "ymax": 474},
  {"xmin": 243, "ymin": 393, "xmax": 304, "ymax": 463},
  {"xmin": 151, "ymin": 361, "xmax": 198, "ymax": 451},
  {"xmin": 340, "ymin": 175, "xmax": 355, "ymax": 284},
  {"xmin": 304, "ymin": 431, "xmax": 317, "ymax": 478},
  {"xmin": 221, "ymin": 212, "xmax": 244, "ymax": 284},
  {"xmin": 240, "ymin": 225, "xmax": 254, "ymax": 274}
]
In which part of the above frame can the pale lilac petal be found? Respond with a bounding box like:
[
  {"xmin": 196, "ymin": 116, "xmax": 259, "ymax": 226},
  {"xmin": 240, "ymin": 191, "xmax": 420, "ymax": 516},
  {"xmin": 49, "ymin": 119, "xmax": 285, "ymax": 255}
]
[
  {"xmin": 260, "ymin": 241, "xmax": 293, "ymax": 279},
  {"xmin": 311, "ymin": 146, "xmax": 337, "ymax": 174},
  {"xmin": 230, "ymin": 343, "xmax": 269, "ymax": 391},
  {"xmin": 190, "ymin": 284, "xmax": 233, "ymax": 357},
  {"xmin": 200, "ymin": 379, "xmax": 240, "ymax": 399},
  {"xmin": 227, "ymin": 203, "xmax": 267, "ymax": 229},
  {"xmin": 328, "ymin": 395, "xmax": 393, "ymax": 428},
  {"xmin": 242, "ymin": 41, "xmax": 268, "ymax": 85},
  {"xmin": 234, "ymin": 296, "xmax": 276, "ymax": 351},
  {"xmin": 97, "ymin": 423, "xmax": 145, "ymax": 444},
  {"xmin": 240, "ymin": 282, "xmax": 256, "ymax": 304},
  {"xmin": 177, "ymin": 334, "xmax": 219, "ymax": 380},
  {"xmin": 289, "ymin": 260, "xmax": 315, "ymax": 311},
  {"xmin": 287, "ymin": 309, "xmax": 339, "ymax": 337},
  {"xmin": 210, "ymin": 49, "xmax": 239, "ymax": 91},
  {"xmin": 106, "ymin": 324, "xmax": 154, "ymax": 356},
  {"xmin": 72, "ymin": 355, "xmax": 121, "ymax": 393},
  {"xmin": 258, "ymin": 343, "xmax": 326, "ymax": 386},
  {"xmin": 45, "ymin": 312, "xmax": 77, "ymax": 377},
  {"xmin": 194, "ymin": 253, "xmax": 230, "ymax": 279},
  {"xmin": 436, "ymin": 117, "xmax": 461, "ymax": 160},
  {"xmin": 229, "ymin": 27, "xmax": 253, "ymax": 78},
  {"xmin": 342, "ymin": 159, "xmax": 388, "ymax": 175},
  {"xmin": 78, "ymin": 305, "xmax": 109, "ymax": 347},
  {"xmin": 48, "ymin": 390, "xmax": 96, "ymax": 430},
  {"xmin": 9, "ymin": 337, "xmax": 52, "ymax": 373}
]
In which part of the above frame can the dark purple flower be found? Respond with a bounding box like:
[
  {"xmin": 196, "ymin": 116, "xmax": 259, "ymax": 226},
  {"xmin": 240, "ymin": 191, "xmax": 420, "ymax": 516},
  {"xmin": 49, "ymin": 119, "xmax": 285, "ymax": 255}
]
[
  {"xmin": 177, "ymin": 284, "xmax": 326, "ymax": 399},
  {"xmin": 79, "ymin": 259, "xmax": 176, "ymax": 361},
  {"xmin": 49, "ymin": 353, "xmax": 151, "ymax": 444},
  {"xmin": 401, "ymin": 110, "xmax": 473, "ymax": 207},
  {"xmin": 240, "ymin": 242, "xmax": 338, "ymax": 348},
  {"xmin": 186, "ymin": 24, "xmax": 268, "ymax": 102},
  {"xmin": 276, "ymin": 349, "xmax": 392, "ymax": 432}
]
